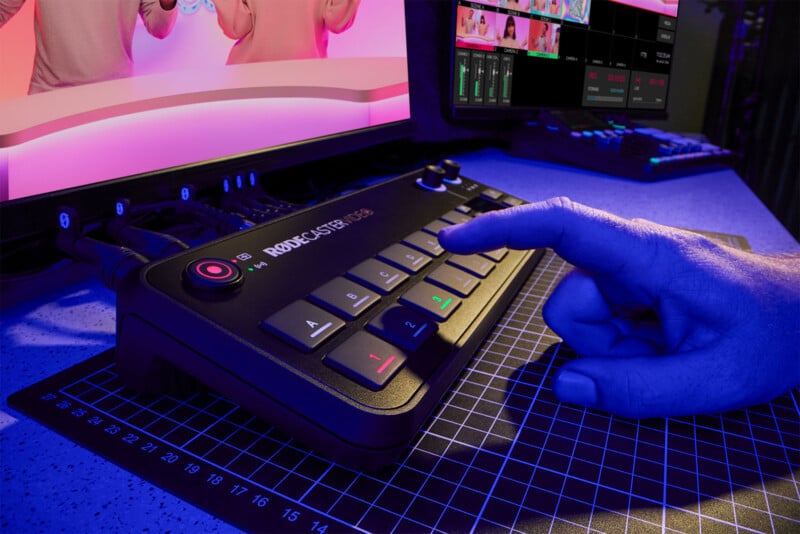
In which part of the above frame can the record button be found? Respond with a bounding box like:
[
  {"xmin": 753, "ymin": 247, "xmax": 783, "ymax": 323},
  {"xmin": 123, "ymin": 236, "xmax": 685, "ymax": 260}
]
[{"xmin": 185, "ymin": 258, "xmax": 243, "ymax": 291}]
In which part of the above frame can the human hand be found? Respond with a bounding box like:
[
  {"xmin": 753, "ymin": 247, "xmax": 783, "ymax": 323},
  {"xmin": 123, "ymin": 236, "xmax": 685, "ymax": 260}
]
[{"xmin": 438, "ymin": 197, "xmax": 800, "ymax": 418}]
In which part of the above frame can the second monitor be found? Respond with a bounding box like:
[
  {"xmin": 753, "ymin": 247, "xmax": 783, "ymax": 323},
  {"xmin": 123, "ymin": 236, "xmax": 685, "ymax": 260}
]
[{"xmin": 450, "ymin": 0, "xmax": 679, "ymax": 118}]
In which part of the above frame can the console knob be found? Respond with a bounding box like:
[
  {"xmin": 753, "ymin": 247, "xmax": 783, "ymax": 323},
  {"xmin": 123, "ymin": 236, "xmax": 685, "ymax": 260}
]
[
  {"xmin": 441, "ymin": 159, "xmax": 462, "ymax": 184},
  {"xmin": 422, "ymin": 165, "xmax": 446, "ymax": 189},
  {"xmin": 416, "ymin": 165, "xmax": 447, "ymax": 192}
]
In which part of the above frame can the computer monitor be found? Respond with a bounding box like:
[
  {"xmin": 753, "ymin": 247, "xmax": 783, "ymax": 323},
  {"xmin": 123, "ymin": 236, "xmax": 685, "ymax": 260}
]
[
  {"xmin": 448, "ymin": 0, "xmax": 680, "ymax": 120},
  {"xmin": 0, "ymin": 0, "xmax": 411, "ymax": 255}
]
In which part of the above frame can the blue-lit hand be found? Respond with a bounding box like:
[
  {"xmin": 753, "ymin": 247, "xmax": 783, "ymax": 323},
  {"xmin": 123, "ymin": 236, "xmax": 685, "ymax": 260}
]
[{"xmin": 438, "ymin": 197, "xmax": 800, "ymax": 418}]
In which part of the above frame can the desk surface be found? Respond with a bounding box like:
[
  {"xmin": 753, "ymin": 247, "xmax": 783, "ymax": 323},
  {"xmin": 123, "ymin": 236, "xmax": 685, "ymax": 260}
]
[{"xmin": 2, "ymin": 149, "xmax": 798, "ymax": 532}]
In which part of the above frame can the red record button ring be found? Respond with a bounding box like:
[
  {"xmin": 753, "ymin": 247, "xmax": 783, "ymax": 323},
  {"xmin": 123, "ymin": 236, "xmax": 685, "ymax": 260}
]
[{"xmin": 185, "ymin": 258, "xmax": 243, "ymax": 291}]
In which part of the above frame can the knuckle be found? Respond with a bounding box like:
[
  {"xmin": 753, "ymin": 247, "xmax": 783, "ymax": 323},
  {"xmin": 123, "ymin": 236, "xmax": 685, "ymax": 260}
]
[{"xmin": 544, "ymin": 196, "xmax": 575, "ymax": 214}]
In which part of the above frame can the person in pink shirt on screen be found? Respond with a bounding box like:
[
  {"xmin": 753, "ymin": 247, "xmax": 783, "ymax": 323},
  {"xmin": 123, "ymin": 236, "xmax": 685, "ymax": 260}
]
[
  {"xmin": 214, "ymin": 0, "xmax": 361, "ymax": 65},
  {"xmin": 0, "ymin": 0, "xmax": 178, "ymax": 94}
]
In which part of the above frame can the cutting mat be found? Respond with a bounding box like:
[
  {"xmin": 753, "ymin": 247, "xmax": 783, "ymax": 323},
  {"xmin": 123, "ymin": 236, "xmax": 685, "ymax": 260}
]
[{"xmin": 9, "ymin": 249, "xmax": 799, "ymax": 532}]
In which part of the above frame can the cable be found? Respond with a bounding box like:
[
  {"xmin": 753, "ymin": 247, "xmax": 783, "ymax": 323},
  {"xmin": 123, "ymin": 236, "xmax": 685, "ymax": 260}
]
[
  {"xmin": 107, "ymin": 199, "xmax": 190, "ymax": 259},
  {"xmin": 56, "ymin": 207, "xmax": 148, "ymax": 292}
]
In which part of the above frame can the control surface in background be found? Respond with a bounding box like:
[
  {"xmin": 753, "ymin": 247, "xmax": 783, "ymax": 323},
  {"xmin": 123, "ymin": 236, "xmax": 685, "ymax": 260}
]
[{"xmin": 446, "ymin": 0, "xmax": 733, "ymax": 179}]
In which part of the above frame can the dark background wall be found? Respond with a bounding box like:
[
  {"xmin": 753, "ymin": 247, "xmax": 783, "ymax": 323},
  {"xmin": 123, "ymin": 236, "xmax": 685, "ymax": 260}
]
[{"xmin": 701, "ymin": 0, "xmax": 799, "ymax": 240}]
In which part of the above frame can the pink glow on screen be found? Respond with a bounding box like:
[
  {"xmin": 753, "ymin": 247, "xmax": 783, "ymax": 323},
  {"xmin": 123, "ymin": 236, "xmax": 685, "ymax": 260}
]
[
  {"xmin": 0, "ymin": 1, "xmax": 407, "ymax": 100},
  {"xmin": 455, "ymin": 6, "xmax": 497, "ymax": 52},
  {"xmin": 131, "ymin": 1, "xmax": 407, "ymax": 79},
  {"xmin": 496, "ymin": 14, "xmax": 530, "ymax": 51},
  {"xmin": 5, "ymin": 95, "xmax": 408, "ymax": 200},
  {"xmin": 0, "ymin": 0, "xmax": 410, "ymax": 201},
  {"xmin": 610, "ymin": 0, "xmax": 679, "ymax": 17}
]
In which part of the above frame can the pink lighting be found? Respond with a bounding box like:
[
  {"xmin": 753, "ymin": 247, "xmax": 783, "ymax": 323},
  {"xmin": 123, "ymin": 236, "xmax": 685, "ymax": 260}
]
[
  {"xmin": 610, "ymin": 0, "xmax": 679, "ymax": 17},
  {"xmin": 0, "ymin": 1, "xmax": 410, "ymax": 202},
  {"xmin": 1, "ymin": 1, "xmax": 407, "ymax": 100},
  {"xmin": 3, "ymin": 85, "xmax": 409, "ymax": 201}
]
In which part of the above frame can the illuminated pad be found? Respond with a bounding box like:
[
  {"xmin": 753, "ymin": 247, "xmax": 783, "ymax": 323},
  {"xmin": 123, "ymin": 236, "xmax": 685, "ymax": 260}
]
[
  {"xmin": 262, "ymin": 300, "xmax": 345, "ymax": 352},
  {"xmin": 377, "ymin": 244, "xmax": 432, "ymax": 274},
  {"xmin": 347, "ymin": 258, "xmax": 409, "ymax": 295},
  {"xmin": 439, "ymin": 209, "xmax": 472, "ymax": 225},
  {"xmin": 399, "ymin": 282, "xmax": 461, "ymax": 321},
  {"xmin": 367, "ymin": 305, "xmax": 438, "ymax": 352},
  {"xmin": 481, "ymin": 248, "xmax": 509, "ymax": 262},
  {"xmin": 308, "ymin": 277, "xmax": 380, "ymax": 320},
  {"xmin": 425, "ymin": 264, "xmax": 480, "ymax": 297},
  {"xmin": 324, "ymin": 332, "xmax": 408, "ymax": 391},
  {"xmin": 446, "ymin": 254, "xmax": 495, "ymax": 278},
  {"xmin": 402, "ymin": 231, "xmax": 444, "ymax": 257}
]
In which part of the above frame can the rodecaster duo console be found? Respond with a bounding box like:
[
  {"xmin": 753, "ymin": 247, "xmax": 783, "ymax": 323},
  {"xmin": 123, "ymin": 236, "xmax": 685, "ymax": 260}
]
[{"xmin": 116, "ymin": 163, "xmax": 544, "ymax": 470}]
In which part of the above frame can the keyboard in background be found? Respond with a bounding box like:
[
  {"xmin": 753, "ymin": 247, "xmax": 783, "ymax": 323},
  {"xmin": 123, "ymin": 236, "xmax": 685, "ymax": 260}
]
[{"xmin": 510, "ymin": 110, "xmax": 735, "ymax": 180}]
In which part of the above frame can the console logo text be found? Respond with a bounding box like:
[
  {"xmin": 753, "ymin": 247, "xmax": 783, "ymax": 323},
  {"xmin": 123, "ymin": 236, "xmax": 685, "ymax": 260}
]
[{"xmin": 262, "ymin": 208, "xmax": 374, "ymax": 258}]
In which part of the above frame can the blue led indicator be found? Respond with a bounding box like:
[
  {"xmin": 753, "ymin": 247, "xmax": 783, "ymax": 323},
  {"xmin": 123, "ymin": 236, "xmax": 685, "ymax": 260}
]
[
  {"xmin": 236, "ymin": 175, "xmax": 243, "ymax": 189},
  {"xmin": 223, "ymin": 179, "xmax": 230, "ymax": 193},
  {"xmin": 249, "ymin": 172, "xmax": 256, "ymax": 186},
  {"xmin": 59, "ymin": 212, "xmax": 71, "ymax": 229},
  {"xmin": 180, "ymin": 187, "xmax": 190, "ymax": 201}
]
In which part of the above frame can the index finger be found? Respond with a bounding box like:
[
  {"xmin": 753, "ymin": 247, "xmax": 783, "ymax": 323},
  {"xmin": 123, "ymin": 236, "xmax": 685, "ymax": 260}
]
[{"xmin": 437, "ymin": 196, "xmax": 661, "ymax": 276}]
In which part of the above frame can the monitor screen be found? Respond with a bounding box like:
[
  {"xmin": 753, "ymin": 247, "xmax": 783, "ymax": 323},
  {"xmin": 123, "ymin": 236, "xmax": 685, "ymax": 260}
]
[
  {"xmin": 449, "ymin": 0, "xmax": 679, "ymax": 118},
  {"xmin": 0, "ymin": 0, "xmax": 410, "ymax": 233}
]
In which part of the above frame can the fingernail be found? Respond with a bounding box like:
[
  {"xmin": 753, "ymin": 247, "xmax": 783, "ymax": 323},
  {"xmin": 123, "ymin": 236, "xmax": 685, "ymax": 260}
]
[{"xmin": 555, "ymin": 370, "xmax": 598, "ymax": 407}]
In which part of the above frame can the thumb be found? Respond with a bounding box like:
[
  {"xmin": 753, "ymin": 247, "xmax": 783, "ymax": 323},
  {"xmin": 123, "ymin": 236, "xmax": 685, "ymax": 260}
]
[{"xmin": 552, "ymin": 350, "xmax": 742, "ymax": 418}]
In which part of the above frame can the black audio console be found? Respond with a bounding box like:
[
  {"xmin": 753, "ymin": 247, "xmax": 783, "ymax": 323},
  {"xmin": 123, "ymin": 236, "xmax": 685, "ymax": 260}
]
[{"xmin": 116, "ymin": 164, "xmax": 544, "ymax": 470}]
